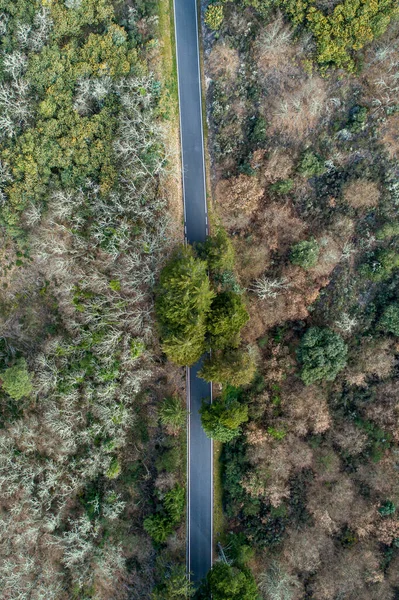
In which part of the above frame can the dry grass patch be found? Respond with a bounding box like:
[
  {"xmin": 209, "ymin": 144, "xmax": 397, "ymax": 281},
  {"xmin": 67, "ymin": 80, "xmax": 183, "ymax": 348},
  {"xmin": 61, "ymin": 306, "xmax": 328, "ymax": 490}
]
[
  {"xmin": 342, "ymin": 178, "xmax": 381, "ymax": 209},
  {"xmin": 207, "ymin": 43, "xmax": 240, "ymax": 81},
  {"xmin": 379, "ymin": 113, "xmax": 399, "ymax": 160},
  {"xmin": 215, "ymin": 174, "xmax": 264, "ymax": 230}
]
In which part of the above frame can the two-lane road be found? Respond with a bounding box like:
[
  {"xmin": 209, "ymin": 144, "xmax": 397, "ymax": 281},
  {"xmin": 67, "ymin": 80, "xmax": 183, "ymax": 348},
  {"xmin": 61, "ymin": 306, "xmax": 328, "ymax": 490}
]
[{"xmin": 173, "ymin": 0, "xmax": 213, "ymax": 584}]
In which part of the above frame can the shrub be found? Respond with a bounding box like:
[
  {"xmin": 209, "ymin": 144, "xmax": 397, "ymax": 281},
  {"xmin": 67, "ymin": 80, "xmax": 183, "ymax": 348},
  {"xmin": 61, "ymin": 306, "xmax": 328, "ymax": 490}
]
[
  {"xmin": 106, "ymin": 457, "xmax": 121, "ymax": 479},
  {"xmin": 200, "ymin": 388, "xmax": 248, "ymax": 442},
  {"xmin": 269, "ymin": 179, "xmax": 294, "ymax": 194},
  {"xmin": 163, "ymin": 484, "xmax": 185, "ymax": 524},
  {"xmin": 130, "ymin": 338, "xmax": 145, "ymax": 360},
  {"xmin": 152, "ymin": 566, "xmax": 195, "ymax": 599},
  {"xmin": 207, "ymin": 292, "xmax": 249, "ymax": 349},
  {"xmin": 297, "ymin": 150, "xmax": 325, "ymax": 177},
  {"xmin": 290, "ymin": 238, "xmax": 319, "ymax": 270},
  {"xmin": 360, "ymin": 249, "xmax": 399, "ymax": 282},
  {"xmin": 159, "ymin": 396, "xmax": 186, "ymax": 431},
  {"xmin": 206, "ymin": 562, "xmax": 259, "ymax": 600},
  {"xmin": 156, "ymin": 246, "xmax": 214, "ymax": 366},
  {"xmin": 379, "ymin": 500, "xmax": 396, "ymax": 517},
  {"xmin": 1, "ymin": 358, "xmax": 32, "ymax": 400},
  {"xmin": 348, "ymin": 105, "xmax": 368, "ymax": 133},
  {"xmin": 205, "ymin": 4, "xmax": 224, "ymax": 30},
  {"xmin": 144, "ymin": 485, "xmax": 185, "ymax": 543},
  {"xmin": 297, "ymin": 327, "xmax": 348, "ymax": 385},
  {"xmin": 156, "ymin": 446, "xmax": 181, "ymax": 473},
  {"xmin": 376, "ymin": 222, "xmax": 399, "ymax": 240},
  {"xmin": 280, "ymin": 0, "xmax": 399, "ymax": 71},
  {"xmin": 143, "ymin": 513, "xmax": 173, "ymax": 544},
  {"xmin": 199, "ymin": 348, "xmax": 256, "ymax": 386},
  {"xmin": 379, "ymin": 304, "xmax": 399, "ymax": 336}
]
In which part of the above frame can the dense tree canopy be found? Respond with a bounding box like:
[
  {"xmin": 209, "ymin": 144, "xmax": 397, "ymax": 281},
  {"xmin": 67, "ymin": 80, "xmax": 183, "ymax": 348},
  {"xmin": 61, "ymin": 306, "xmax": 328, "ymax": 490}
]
[
  {"xmin": 156, "ymin": 246, "xmax": 214, "ymax": 366},
  {"xmin": 199, "ymin": 347, "xmax": 256, "ymax": 386},
  {"xmin": 200, "ymin": 386, "xmax": 249, "ymax": 442},
  {"xmin": 297, "ymin": 327, "xmax": 348, "ymax": 385},
  {"xmin": 206, "ymin": 562, "xmax": 259, "ymax": 600}
]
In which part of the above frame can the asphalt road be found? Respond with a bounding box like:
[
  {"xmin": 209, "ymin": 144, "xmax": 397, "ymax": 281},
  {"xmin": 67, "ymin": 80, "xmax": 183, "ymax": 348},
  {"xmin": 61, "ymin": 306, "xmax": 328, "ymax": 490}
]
[{"xmin": 173, "ymin": 0, "xmax": 213, "ymax": 584}]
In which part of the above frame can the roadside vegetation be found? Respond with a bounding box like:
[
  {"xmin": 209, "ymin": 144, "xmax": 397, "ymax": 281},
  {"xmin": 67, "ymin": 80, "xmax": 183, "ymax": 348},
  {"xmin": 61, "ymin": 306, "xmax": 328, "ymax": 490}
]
[
  {"xmin": 201, "ymin": 0, "xmax": 399, "ymax": 597},
  {"xmin": 0, "ymin": 0, "xmax": 189, "ymax": 598}
]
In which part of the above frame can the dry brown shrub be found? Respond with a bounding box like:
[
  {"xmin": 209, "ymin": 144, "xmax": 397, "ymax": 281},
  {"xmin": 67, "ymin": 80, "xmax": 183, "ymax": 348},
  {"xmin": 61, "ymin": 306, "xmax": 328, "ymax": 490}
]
[
  {"xmin": 365, "ymin": 380, "xmax": 399, "ymax": 441},
  {"xmin": 245, "ymin": 433, "xmax": 313, "ymax": 507},
  {"xmin": 255, "ymin": 13, "xmax": 294, "ymax": 70},
  {"xmin": 345, "ymin": 339, "xmax": 395, "ymax": 386},
  {"xmin": 262, "ymin": 148, "xmax": 295, "ymax": 184},
  {"xmin": 376, "ymin": 518, "xmax": 399, "ymax": 545},
  {"xmin": 245, "ymin": 265, "xmax": 329, "ymax": 333},
  {"xmin": 356, "ymin": 454, "xmax": 399, "ymax": 501},
  {"xmin": 342, "ymin": 178, "xmax": 381, "ymax": 209},
  {"xmin": 311, "ymin": 544, "xmax": 388, "ymax": 600},
  {"xmin": 387, "ymin": 553, "xmax": 399, "ymax": 586},
  {"xmin": 282, "ymin": 526, "xmax": 335, "ymax": 574},
  {"xmin": 255, "ymin": 17, "xmax": 329, "ymax": 139},
  {"xmin": 307, "ymin": 474, "xmax": 355, "ymax": 532},
  {"xmin": 257, "ymin": 203, "xmax": 306, "ymax": 253},
  {"xmin": 283, "ymin": 382, "xmax": 331, "ymax": 436},
  {"xmin": 207, "ymin": 43, "xmax": 240, "ymax": 80},
  {"xmin": 215, "ymin": 174, "xmax": 264, "ymax": 230},
  {"xmin": 379, "ymin": 114, "xmax": 399, "ymax": 159},
  {"xmin": 332, "ymin": 420, "xmax": 368, "ymax": 455},
  {"xmin": 233, "ymin": 238, "xmax": 271, "ymax": 286},
  {"xmin": 312, "ymin": 234, "xmax": 342, "ymax": 278}
]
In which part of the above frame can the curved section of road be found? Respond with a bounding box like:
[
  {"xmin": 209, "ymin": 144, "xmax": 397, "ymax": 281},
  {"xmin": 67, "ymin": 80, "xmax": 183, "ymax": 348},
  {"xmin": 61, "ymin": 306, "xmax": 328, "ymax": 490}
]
[{"xmin": 173, "ymin": 0, "xmax": 213, "ymax": 584}]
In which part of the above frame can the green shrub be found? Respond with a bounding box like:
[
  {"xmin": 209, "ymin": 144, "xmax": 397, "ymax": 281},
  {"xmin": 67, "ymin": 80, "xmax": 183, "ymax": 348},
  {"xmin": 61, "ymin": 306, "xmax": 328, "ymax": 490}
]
[
  {"xmin": 379, "ymin": 304, "xmax": 399, "ymax": 336},
  {"xmin": 297, "ymin": 150, "xmax": 325, "ymax": 177},
  {"xmin": 297, "ymin": 327, "xmax": 348, "ymax": 385},
  {"xmin": 199, "ymin": 348, "xmax": 256, "ymax": 386},
  {"xmin": 163, "ymin": 484, "xmax": 185, "ymax": 524},
  {"xmin": 156, "ymin": 447, "xmax": 182, "ymax": 473},
  {"xmin": 105, "ymin": 457, "xmax": 121, "ymax": 479},
  {"xmin": 1, "ymin": 358, "xmax": 32, "ymax": 400},
  {"xmin": 290, "ymin": 238, "xmax": 320, "ymax": 270},
  {"xmin": 200, "ymin": 388, "xmax": 248, "ymax": 442},
  {"xmin": 379, "ymin": 500, "xmax": 396, "ymax": 517},
  {"xmin": 143, "ymin": 513, "xmax": 173, "ymax": 544},
  {"xmin": 152, "ymin": 566, "xmax": 195, "ymax": 599},
  {"xmin": 130, "ymin": 338, "xmax": 145, "ymax": 360},
  {"xmin": 269, "ymin": 179, "xmax": 294, "ymax": 194},
  {"xmin": 376, "ymin": 222, "xmax": 399, "ymax": 240},
  {"xmin": 144, "ymin": 485, "xmax": 185, "ymax": 543},
  {"xmin": 360, "ymin": 249, "xmax": 399, "ymax": 282},
  {"xmin": 206, "ymin": 562, "xmax": 259, "ymax": 600},
  {"xmin": 207, "ymin": 291, "xmax": 249, "ymax": 349},
  {"xmin": 156, "ymin": 246, "xmax": 214, "ymax": 366},
  {"xmin": 348, "ymin": 105, "xmax": 368, "ymax": 132},
  {"xmin": 205, "ymin": 4, "xmax": 224, "ymax": 30},
  {"xmin": 159, "ymin": 396, "xmax": 186, "ymax": 431}
]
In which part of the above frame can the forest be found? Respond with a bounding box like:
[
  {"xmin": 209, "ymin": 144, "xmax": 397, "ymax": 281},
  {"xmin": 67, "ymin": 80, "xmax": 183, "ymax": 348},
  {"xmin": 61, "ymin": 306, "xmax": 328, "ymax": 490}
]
[
  {"xmin": 198, "ymin": 0, "xmax": 399, "ymax": 597},
  {"xmin": 0, "ymin": 0, "xmax": 190, "ymax": 598}
]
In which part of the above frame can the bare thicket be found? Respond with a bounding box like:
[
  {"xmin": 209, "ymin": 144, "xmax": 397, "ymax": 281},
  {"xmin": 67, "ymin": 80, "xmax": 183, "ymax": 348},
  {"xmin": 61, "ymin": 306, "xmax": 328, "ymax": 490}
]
[{"xmin": 0, "ymin": 42, "xmax": 172, "ymax": 599}]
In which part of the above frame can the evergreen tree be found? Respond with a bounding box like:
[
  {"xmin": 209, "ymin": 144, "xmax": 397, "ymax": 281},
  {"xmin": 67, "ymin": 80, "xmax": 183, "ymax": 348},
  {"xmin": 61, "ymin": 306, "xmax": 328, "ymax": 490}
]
[
  {"xmin": 199, "ymin": 348, "xmax": 256, "ymax": 386},
  {"xmin": 297, "ymin": 327, "xmax": 348, "ymax": 385},
  {"xmin": 156, "ymin": 246, "xmax": 214, "ymax": 366},
  {"xmin": 200, "ymin": 387, "xmax": 248, "ymax": 442},
  {"xmin": 207, "ymin": 291, "xmax": 249, "ymax": 349}
]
